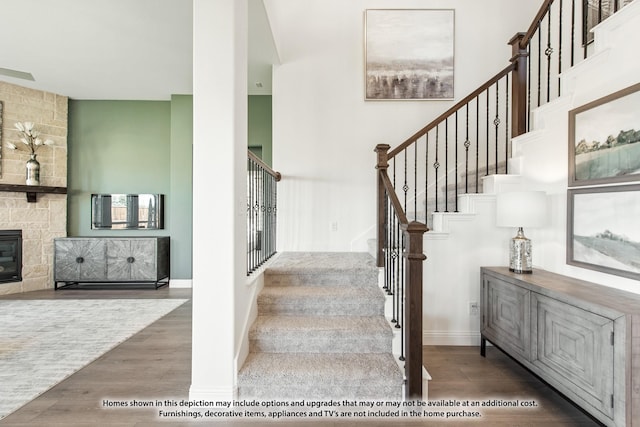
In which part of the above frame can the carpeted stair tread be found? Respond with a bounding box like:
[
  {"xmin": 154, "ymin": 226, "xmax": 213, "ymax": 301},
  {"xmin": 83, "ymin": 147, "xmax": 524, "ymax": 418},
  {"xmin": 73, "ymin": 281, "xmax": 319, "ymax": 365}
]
[
  {"xmin": 265, "ymin": 252, "xmax": 378, "ymax": 287},
  {"xmin": 237, "ymin": 352, "xmax": 403, "ymax": 400},
  {"xmin": 267, "ymin": 252, "xmax": 377, "ymax": 273},
  {"xmin": 258, "ymin": 285, "xmax": 385, "ymax": 316},
  {"xmin": 249, "ymin": 315, "xmax": 393, "ymax": 353}
]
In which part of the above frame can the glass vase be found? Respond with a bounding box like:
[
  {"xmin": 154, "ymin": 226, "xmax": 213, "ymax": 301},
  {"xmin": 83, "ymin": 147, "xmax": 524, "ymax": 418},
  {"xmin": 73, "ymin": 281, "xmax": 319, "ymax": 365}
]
[{"xmin": 26, "ymin": 153, "xmax": 40, "ymax": 186}]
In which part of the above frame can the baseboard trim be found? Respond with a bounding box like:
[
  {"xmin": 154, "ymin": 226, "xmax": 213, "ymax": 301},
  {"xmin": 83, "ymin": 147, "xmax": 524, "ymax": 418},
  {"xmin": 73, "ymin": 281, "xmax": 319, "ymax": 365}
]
[
  {"xmin": 423, "ymin": 331, "xmax": 481, "ymax": 346},
  {"xmin": 170, "ymin": 279, "xmax": 192, "ymax": 289}
]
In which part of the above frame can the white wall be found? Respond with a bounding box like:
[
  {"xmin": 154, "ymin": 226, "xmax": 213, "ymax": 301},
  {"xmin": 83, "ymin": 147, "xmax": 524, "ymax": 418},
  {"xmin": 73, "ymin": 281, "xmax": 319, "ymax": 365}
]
[
  {"xmin": 513, "ymin": 1, "xmax": 640, "ymax": 295},
  {"xmin": 421, "ymin": 2, "xmax": 640, "ymax": 347},
  {"xmin": 265, "ymin": 0, "xmax": 542, "ymax": 251}
]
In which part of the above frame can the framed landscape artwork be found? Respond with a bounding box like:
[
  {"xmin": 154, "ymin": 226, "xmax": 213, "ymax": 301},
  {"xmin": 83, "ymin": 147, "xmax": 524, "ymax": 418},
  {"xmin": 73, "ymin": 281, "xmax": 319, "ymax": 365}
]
[
  {"xmin": 365, "ymin": 9, "xmax": 454, "ymax": 100},
  {"xmin": 568, "ymin": 82, "xmax": 640, "ymax": 186},
  {"xmin": 567, "ymin": 185, "xmax": 640, "ymax": 280}
]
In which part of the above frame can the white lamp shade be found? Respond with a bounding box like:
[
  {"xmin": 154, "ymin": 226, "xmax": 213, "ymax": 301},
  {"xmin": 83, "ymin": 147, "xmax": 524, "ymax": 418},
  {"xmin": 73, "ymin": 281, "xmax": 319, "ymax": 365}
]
[{"xmin": 496, "ymin": 191, "xmax": 547, "ymax": 228}]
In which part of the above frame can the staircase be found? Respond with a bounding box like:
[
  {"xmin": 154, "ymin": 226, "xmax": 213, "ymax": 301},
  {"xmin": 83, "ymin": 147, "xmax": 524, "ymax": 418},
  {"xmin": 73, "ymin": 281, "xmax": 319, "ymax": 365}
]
[{"xmin": 237, "ymin": 252, "xmax": 403, "ymax": 400}]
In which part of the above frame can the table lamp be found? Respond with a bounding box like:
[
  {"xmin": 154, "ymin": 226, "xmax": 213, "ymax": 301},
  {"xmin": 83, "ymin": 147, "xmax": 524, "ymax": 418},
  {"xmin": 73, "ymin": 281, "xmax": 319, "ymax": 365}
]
[{"xmin": 496, "ymin": 191, "xmax": 547, "ymax": 274}]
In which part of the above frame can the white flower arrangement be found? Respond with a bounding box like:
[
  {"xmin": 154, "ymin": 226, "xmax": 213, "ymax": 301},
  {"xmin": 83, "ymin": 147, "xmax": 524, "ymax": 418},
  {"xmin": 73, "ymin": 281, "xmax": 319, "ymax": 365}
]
[{"xmin": 6, "ymin": 122, "xmax": 54, "ymax": 155}]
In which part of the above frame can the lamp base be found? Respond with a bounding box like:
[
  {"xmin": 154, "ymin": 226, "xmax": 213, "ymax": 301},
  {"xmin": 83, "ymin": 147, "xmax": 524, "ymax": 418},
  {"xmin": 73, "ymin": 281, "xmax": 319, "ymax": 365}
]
[{"xmin": 509, "ymin": 227, "xmax": 533, "ymax": 274}]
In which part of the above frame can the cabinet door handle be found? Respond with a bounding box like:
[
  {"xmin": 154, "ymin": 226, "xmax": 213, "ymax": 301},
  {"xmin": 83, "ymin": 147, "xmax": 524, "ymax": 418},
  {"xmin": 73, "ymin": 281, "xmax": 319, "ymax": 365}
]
[
  {"xmin": 76, "ymin": 257, "xmax": 84, "ymax": 264},
  {"xmin": 127, "ymin": 257, "xmax": 135, "ymax": 264}
]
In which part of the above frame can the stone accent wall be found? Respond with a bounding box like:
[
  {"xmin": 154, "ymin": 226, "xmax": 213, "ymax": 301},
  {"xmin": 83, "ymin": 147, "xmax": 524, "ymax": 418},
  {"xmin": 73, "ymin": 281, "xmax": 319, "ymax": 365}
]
[{"xmin": 0, "ymin": 81, "xmax": 68, "ymax": 295}]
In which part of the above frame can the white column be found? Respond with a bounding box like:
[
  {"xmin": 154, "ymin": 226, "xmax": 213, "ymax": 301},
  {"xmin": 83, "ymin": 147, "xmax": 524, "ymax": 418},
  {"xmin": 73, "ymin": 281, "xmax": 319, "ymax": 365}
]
[{"xmin": 191, "ymin": 0, "xmax": 248, "ymax": 400}]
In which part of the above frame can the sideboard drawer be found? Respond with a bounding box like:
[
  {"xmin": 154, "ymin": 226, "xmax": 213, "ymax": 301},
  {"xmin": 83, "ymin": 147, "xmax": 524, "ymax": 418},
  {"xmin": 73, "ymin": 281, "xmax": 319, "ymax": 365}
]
[
  {"xmin": 531, "ymin": 292, "xmax": 614, "ymax": 419},
  {"xmin": 54, "ymin": 238, "xmax": 106, "ymax": 281},
  {"xmin": 482, "ymin": 274, "xmax": 530, "ymax": 361}
]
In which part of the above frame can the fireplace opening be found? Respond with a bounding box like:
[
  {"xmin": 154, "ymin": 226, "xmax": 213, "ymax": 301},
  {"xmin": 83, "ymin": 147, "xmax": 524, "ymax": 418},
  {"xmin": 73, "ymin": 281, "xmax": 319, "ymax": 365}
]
[{"xmin": 0, "ymin": 230, "xmax": 22, "ymax": 283}]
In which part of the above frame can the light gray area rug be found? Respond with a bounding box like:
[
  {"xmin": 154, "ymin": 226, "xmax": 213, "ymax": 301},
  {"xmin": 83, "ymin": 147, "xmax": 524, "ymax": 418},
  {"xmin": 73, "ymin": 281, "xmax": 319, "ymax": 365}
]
[{"xmin": 0, "ymin": 298, "xmax": 187, "ymax": 420}]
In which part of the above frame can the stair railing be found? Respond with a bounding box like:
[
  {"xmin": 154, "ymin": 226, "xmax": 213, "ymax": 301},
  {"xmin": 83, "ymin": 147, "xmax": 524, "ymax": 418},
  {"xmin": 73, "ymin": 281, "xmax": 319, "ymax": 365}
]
[
  {"xmin": 247, "ymin": 150, "xmax": 281, "ymax": 275},
  {"xmin": 376, "ymin": 144, "xmax": 427, "ymax": 399},
  {"xmin": 375, "ymin": 0, "xmax": 632, "ymax": 400}
]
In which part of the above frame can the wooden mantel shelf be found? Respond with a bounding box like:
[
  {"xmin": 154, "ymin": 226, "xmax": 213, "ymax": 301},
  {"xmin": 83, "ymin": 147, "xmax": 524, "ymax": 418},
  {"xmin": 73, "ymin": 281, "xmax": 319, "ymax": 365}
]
[{"xmin": 0, "ymin": 184, "xmax": 67, "ymax": 203}]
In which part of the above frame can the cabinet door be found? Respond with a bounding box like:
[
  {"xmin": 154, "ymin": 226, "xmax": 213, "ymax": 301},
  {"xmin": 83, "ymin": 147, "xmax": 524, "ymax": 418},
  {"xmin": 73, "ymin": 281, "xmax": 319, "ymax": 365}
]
[
  {"xmin": 482, "ymin": 275, "xmax": 530, "ymax": 360},
  {"xmin": 106, "ymin": 239, "xmax": 157, "ymax": 281},
  {"xmin": 531, "ymin": 293, "xmax": 614, "ymax": 419},
  {"xmin": 55, "ymin": 239, "xmax": 106, "ymax": 281}
]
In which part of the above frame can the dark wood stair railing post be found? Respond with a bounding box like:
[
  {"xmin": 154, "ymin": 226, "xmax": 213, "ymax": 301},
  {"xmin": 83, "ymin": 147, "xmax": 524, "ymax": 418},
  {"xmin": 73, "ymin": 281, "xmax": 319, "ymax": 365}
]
[
  {"xmin": 375, "ymin": 144, "xmax": 391, "ymax": 267},
  {"xmin": 402, "ymin": 220, "xmax": 428, "ymax": 399},
  {"xmin": 510, "ymin": 32, "xmax": 529, "ymax": 138}
]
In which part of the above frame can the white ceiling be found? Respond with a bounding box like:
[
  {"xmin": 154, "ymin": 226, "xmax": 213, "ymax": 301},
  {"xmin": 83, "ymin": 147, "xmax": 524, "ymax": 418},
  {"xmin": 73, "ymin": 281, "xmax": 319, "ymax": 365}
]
[{"xmin": 0, "ymin": 0, "xmax": 278, "ymax": 100}]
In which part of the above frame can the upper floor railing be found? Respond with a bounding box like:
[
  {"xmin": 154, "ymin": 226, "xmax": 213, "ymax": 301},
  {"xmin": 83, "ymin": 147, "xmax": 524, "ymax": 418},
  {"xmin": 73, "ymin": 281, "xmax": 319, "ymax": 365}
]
[
  {"xmin": 375, "ymin": 0, "xmax": 633, "ymax": 399},
  {"xmin": 247, "ymin": 150, "xmax": 281, "ymax": 275}
]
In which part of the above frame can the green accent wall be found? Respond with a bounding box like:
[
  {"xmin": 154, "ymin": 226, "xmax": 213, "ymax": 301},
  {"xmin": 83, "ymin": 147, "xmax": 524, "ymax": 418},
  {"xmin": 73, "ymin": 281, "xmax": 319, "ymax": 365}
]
[
  {"xmin": 169, "ymin": 95, "xmax": 193, "ymax": 279},
  {"xmin": 248, "ymin": 95, "xmax": 272, "ymax": 166},
  {"xmin": 67, "ymin": 98, "xmax": 193, "ymax": 279}
]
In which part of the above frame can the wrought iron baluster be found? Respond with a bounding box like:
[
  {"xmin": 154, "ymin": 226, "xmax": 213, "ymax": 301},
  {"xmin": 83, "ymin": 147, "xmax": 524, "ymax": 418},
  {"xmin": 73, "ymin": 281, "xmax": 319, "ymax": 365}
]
[
  {"xmin": 486, "ymin": 88, "xmax": 490, "ymax": 175},
  {"xmin": 390, "ymin": 201, "xmax": 397, "ymax": 319},
  {"xmin": 505, "ymin": 73, "xmax": 510, "ymax": 174},
  {"xmin": 475, "ymin": 96, "xmax": 480, "ymax": 192},
  {"xmin": 454, "ymin": 111, "xmax": 459, "ymax": 212},
  {"xmin": 384, "ymin": 191, "xmax": 391, "ymax": 295},
  {"xmin": 494, "ymin": 80, "xmax": 500, "ymax": 174},
  {"xmin": 266, "ymin": 172, "xmax": 271, "ymax": 263},
  {"xmin": 261, "ymin": 167, "xmax": 267, "ymax": 266},
  {"xmin": 464, "ymin": 104, "xmax": 470, "ymax": 194},
  {"xmin": 571, "ymin": 0, "xmax": 576, "ymax": 66},
  {"xmin": 414, "ymin": 142, "xmax": 418, "ymax": 222},
  {"xmin": 434, "ymin": 126, "xmax": 440, "ymax": 212},
  {"xmin": 558, "ymin": 0, "xmax": 563, "ymax": 97},
  {"xmin": 425, "ymin": 134, "xmax": 429, "ymax": 223},
  {"xmin": 527, "ymin": 43, "xmax": 532, "ymax": 131},
  {"xmin": 403, "ymin": 149, "xmax": 408, "ymax": 215},
  {"xmin": 538, "ymin": 24, "xmax": 542, "ymax": 107},
  {"xmin": 546, "ymin": 7, "xmax": 553, "ymax": 103},
  {"xmin": 444, "ymin": 118, "xmax": 449, "ymax": 212},
  {"xmin": 247, "ymin": 158, "xmax": 252, "ymax": 274},
  {"xmin": 253, "ymin": 164, "xmax": 260, "ymax": 268},
  {"xmin": 583, "ymin": 0, "xmax": 588, "ymax": 59},
  {"xmin": 395, "ymin": 214, "xmax": 401, "ymax": 332},
  {"xmin": 398, "ymin": 230, "xmax": 405, "ymax": 362},
  {"xmin": 598, "ymin": 0, "xmax": 603, "ymax": 23},
  {"xmin": 272, "ymin": 175, "xmax": 278, "ymax": 260},
  {"xmin": 251, "ymin": 158, "xmax": 256, "ymax": 273}
]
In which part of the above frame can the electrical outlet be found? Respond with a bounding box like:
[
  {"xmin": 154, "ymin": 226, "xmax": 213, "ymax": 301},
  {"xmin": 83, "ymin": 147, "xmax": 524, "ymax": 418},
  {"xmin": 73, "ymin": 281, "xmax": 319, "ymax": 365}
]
[
  {"xmin": 469, "ymin": 301, "xmax": 479, "ymax": 316},
  {"xmin": 330, "ymin": 221, "xmax": 338, "ymax": 232}
]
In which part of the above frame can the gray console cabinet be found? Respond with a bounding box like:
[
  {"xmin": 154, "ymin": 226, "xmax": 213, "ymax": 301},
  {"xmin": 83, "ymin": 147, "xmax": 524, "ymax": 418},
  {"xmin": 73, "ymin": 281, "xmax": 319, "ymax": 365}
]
[
  {"xmin": 481, "ymin": 267, "xmax": 640, "ymax": 427},
  {"xmin": 54, "ymin": 237, "xmax": 169, "ymax": 289}
]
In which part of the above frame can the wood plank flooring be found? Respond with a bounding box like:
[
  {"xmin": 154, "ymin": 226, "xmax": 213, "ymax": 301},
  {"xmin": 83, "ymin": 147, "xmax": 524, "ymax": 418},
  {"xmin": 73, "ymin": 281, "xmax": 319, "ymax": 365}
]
[{"xmin": 0, "ymin": 288, "xmax": 601, "ymax": 426}]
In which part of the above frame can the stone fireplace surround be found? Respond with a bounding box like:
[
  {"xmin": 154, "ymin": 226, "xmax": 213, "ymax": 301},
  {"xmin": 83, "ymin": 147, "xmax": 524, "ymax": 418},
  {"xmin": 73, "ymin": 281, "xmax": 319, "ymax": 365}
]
[{"xmin": 0, "ymin": 81, "xmax": 68, "ymax": 295}]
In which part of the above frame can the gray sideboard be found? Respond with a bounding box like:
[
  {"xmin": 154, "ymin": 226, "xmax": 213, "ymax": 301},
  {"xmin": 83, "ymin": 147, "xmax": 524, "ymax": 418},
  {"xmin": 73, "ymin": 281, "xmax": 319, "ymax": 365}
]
[
  {"xmin": 54, "ymin": 237, "xmax": 169, "ymax": 289},
  {"xmin": 481, "ymin": 266, "xmax": 640, "ymax": 427}
]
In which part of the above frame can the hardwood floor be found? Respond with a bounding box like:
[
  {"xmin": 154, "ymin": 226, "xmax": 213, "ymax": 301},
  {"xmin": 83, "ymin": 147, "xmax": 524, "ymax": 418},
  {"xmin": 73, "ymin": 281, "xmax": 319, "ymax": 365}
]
[{"xmin": 0, "ymin": 288, "xmax": 600, "ymax": 426}]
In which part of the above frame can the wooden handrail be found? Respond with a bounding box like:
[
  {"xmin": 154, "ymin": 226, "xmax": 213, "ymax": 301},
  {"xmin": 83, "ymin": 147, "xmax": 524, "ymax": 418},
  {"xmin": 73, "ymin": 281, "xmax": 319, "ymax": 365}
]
[
  {"xmin": 247, "ymin": 150, "xmax": 282, "ymax": 181},
  {"xmin": 388, "ymin": 62, "xmax": 516, "ymax": 159},
  {"xmin": 520, "ymin": 0, "xmax": 555, "ymax": 48},
  {"xmin": 379, "ymin": 170, "xmax": 409, "ymax": 225}
]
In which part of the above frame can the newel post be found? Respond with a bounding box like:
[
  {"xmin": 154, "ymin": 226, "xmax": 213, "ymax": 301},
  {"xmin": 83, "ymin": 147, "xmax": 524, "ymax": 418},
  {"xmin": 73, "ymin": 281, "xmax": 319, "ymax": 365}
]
[
  {"xmin": 402, "ymin": 220, "xmax": 428, "ymax": 399},
  {"xmin": 509, "ymin": 32, "xmax": 529, "ymax": 138},
  {"xmin": 375, "ymin": 144, "xmax": 390, "ymax": 267}
]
